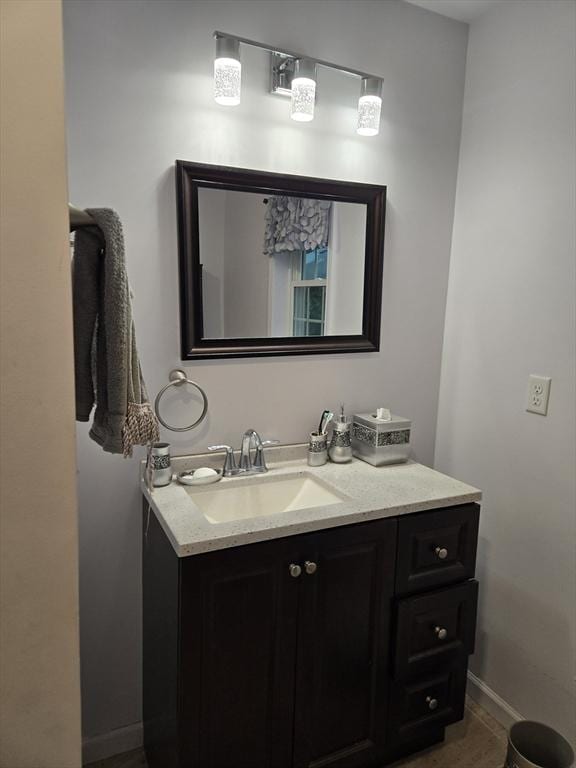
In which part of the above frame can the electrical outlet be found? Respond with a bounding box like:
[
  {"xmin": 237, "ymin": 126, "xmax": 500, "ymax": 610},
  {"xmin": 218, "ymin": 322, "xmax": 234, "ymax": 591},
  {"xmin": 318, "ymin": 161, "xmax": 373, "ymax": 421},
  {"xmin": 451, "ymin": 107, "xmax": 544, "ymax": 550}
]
[{"xmin": 526, "ymin": 375, "xmax": 551, "ymax": 416}]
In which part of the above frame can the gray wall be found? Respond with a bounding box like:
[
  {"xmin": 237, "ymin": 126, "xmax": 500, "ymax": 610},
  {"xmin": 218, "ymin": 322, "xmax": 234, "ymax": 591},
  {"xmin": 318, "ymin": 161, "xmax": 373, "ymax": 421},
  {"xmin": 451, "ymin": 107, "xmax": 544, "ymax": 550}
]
[
  {"xmin": 327, "ymin": 202, "xmax": 366, "ymax": 335},
  {"xmin": 222, "ymin": 191, "xmax": 270, "ymax": 337},
  {"xmin": 63, "ymin": 0, "xmax": 468, "ymax": 753},
  {"xmin": 198, "ymin": 187, "xmax": 226, "ymax": 337},
  {"xmin": 199, "ymin": 188, "xmax": 271, "ymax": 339},
  {"xmin": 435, "ymin": 0, "xmax": 576, "ymax": 743}
]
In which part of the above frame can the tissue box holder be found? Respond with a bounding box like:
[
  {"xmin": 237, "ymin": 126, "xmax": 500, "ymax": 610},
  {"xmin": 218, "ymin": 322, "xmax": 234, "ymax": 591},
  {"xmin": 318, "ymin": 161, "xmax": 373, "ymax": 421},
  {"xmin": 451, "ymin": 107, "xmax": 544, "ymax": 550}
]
[{"xmin": 352, "ymin": 413, "xmax": 411, "ymax": 466}]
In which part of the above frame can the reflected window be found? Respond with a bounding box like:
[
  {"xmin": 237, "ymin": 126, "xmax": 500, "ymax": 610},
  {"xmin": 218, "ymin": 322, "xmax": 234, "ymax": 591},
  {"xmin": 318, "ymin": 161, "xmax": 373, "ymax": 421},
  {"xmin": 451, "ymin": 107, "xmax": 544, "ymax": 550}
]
[{"xmin": 291, "ymin": 247, "xmax": 328, "ymax": 336}]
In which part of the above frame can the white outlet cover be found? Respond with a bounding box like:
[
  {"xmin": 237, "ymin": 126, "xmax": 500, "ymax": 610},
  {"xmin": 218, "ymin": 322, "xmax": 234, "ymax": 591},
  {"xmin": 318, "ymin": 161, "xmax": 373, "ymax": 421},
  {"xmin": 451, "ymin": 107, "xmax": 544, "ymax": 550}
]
[{"xmin": 526, "ymin": 375, "xmax": 551, "ymax": 416}]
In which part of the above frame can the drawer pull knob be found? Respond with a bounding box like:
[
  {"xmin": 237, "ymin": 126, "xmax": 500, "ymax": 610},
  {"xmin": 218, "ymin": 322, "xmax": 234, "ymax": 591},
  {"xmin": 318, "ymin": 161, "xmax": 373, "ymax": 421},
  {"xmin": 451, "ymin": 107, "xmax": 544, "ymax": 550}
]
[
  {"xmin": 435, "ymin": 546, "xmax": 448, "ymax": 560},
  {"xmin": 434, "ymin": 626, "xmax": 448, "ymax": 640},
  {"xmin": 289, "ymin": 563, "xmax": 302, "ymax": 578},
  {"xmin": 304, "ymin": 560, "xmax": 317, "ymax": 575},
  {"xmin": 426, "ymin": 696, "xmax": 439, "ymax": 711}
]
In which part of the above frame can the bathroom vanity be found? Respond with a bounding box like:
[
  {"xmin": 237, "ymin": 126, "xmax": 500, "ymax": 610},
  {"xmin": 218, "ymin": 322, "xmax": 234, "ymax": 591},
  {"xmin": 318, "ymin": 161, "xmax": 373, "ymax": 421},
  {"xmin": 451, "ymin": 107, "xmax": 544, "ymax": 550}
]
[{"xmin": 142, "ymin": 448, "xmax": 480, "ymax": 768}]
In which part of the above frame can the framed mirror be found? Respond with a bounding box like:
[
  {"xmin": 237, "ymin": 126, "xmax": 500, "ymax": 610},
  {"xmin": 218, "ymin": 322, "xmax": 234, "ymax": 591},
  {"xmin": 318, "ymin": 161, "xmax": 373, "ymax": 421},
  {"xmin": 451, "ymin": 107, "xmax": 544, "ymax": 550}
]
[{"xmin": 176, "ymin": 161, "xmax": 386, "ymax": 359}]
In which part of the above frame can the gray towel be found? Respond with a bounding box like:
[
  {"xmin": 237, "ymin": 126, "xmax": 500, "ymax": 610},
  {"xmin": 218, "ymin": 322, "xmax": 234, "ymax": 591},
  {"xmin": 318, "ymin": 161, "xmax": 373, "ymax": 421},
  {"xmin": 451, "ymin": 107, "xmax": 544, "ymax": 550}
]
[{"xmin": 72, "ymin": 208, "xmax": 159, "ymax": 456}]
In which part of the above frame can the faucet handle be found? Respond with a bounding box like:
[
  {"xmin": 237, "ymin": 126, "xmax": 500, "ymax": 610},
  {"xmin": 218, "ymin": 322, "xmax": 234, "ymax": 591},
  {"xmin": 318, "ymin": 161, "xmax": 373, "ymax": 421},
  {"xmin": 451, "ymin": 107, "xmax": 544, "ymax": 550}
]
[
  {"xmin": 253, "ymin": 439, "xmax": 280, "ymax": 470},
  {"xmin": 207, "ymin": 444, "xmax": 238, "ymax": 476}
]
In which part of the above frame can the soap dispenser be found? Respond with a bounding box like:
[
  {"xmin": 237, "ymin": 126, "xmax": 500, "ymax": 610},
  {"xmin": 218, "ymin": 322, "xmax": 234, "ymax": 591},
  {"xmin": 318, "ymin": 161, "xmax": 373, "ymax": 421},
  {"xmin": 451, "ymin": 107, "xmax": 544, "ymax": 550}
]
[{"xmin": 328, "ymin": 405, "xmax": 352, "ymax": 463}]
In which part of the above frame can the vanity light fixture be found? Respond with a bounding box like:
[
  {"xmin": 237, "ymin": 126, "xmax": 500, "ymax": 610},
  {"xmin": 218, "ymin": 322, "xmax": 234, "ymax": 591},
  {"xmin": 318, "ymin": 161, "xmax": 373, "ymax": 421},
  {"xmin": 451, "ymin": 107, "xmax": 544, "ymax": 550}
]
[
  {"xmin": 290, "ymin": 59, "xmax": 317, "ymax": 122},
  {"xmin": 357, "ymin": 77, "xmax": 383, "ymax": 136},
  {"xmin": 214, "ymin": 35, "xmax": 241, "ymax": 106},
  {"xmin": 212, "ymin": 31, "xmax": 384, "ymax": 136}
]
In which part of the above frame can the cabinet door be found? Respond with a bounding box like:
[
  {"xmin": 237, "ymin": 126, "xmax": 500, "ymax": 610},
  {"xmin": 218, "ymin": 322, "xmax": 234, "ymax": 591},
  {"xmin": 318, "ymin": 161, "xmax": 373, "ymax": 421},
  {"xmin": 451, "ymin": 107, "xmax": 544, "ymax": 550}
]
[
  {"xmin": 179, "ymin": 535, "xmax": 308, "ymax": 768},
  {"xmin": 293, "ymin": 519, "xmax": 397, "ymax": 768}
]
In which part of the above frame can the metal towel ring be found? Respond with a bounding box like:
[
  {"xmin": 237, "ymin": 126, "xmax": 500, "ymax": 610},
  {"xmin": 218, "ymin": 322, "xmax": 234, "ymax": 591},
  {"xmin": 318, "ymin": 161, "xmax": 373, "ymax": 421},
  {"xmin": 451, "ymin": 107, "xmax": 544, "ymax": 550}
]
[{"xmin": 154, "ymin": 369, "xmax": 208, "ymax": 432}]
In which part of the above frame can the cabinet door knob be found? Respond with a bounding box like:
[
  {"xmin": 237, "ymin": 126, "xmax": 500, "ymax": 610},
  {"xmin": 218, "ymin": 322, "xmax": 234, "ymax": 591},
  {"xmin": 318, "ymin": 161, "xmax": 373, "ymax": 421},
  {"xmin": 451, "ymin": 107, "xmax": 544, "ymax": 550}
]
[
  {"xmin": 304, "ymin": 560, "xmax": 317, "ymax": 575},
  {"xmin": 434, "ymin": 546, "xmax": 448, "ymax": 560},
  {"xmin": 426, "ymin": 696, "xmax": 439, "ymax": 711},
  {"xmin": 289, "ymin": 563, "xmax": 302, "ymax": 578},
  {"xmin": 434, "ymin": 626, "xmax": 448, "ymax": 640}
]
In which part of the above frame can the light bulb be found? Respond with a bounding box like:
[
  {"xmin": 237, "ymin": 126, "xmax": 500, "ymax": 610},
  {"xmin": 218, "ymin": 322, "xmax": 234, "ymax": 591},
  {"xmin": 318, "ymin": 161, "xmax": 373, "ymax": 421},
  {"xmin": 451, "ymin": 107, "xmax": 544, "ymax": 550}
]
[
  {"xmin": 357, "ymin": 77, "xmax": 383, "ymax": 137},
  {"xmin": 214, "ymin": 36, "xmax": 241, "ymax": 106},
  {"xmin": 290, "ymin": 59, "xmax": 317, "ymax": 122}
]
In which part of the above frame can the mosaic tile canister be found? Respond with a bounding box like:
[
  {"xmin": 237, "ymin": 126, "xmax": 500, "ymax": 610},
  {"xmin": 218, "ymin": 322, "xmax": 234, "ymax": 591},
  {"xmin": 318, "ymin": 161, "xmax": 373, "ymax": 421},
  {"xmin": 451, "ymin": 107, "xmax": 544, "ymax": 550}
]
[
  {"xmin": 351, "ymin": 412, "xmax": 411, "ymax": 466},
  {"xmin": 150, "ymin": 442, "xmax": 173, "ymax": 486}
]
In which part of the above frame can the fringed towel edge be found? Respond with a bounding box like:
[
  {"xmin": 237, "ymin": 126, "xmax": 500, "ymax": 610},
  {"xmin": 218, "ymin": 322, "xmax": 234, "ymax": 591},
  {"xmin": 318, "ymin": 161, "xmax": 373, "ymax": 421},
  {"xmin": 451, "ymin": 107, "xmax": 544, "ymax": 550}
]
[{"xmin": 122, "ymin": 402, "xmax": 160, "ymax": 458}]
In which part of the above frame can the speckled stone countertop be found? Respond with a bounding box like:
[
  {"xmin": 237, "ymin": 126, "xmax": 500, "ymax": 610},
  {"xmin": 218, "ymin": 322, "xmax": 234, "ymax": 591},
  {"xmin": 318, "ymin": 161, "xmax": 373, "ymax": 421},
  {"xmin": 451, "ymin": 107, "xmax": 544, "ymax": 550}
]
[{"xmin": 141, "ymin": 444, "xmax": 481, "ymax": 557}]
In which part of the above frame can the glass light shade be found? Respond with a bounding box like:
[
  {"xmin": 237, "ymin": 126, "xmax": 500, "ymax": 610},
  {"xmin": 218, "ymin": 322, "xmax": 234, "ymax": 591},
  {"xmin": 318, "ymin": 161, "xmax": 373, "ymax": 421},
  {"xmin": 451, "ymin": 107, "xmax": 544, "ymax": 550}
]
[
  {"xmin": 214, "ymin": 57, "xmax": 241, "ymax": 106},
  {"xmin": 291, "ymin": 77, "xmax": 316, "ymax": 122},
  {"xmin": 357, "ymin": 94, "xmax": 382, "ymax": 136}
]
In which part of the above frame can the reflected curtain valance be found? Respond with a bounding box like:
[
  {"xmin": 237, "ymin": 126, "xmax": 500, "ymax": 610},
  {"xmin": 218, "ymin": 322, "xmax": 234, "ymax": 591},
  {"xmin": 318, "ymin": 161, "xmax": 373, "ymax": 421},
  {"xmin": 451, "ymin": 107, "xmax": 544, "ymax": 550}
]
[{"xmin": 263, "ymin": 196, "xmax": 332, "ymax": 256}]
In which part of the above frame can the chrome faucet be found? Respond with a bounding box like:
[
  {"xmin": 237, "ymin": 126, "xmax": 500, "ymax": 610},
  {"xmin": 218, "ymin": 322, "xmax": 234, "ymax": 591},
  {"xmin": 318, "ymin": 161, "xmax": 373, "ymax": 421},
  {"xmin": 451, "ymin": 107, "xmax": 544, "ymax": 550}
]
[
  {"xmin": 208, "ymin": 430, "xmax": 279, "ymax": 477},
  {"xmin": 239, "ymin": 429, "xmax": 262, "ymax": 472}
]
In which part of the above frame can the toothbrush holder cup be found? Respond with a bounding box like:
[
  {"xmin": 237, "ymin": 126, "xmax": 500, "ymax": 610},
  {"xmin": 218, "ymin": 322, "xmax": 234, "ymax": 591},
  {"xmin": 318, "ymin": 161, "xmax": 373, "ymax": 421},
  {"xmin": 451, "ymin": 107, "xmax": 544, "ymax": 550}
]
[
  {"xmin": 149, "ymin": 442, "xmax": 173, "ymax": 486},
  {"xmin": 308, "ymin": 431, "xmax": 328, "ymax": 467}
]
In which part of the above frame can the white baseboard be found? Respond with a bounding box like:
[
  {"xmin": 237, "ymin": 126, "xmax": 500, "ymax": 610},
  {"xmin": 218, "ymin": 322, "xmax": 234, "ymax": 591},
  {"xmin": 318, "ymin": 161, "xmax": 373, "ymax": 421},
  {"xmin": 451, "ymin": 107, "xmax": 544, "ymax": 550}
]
[
  {"xmin": 467, "ymin": 670, "xmax": 523, "ymax": 730},
  {"xmin": 82, "ymin": 721, "xmax": 143, "ymax": 765}
]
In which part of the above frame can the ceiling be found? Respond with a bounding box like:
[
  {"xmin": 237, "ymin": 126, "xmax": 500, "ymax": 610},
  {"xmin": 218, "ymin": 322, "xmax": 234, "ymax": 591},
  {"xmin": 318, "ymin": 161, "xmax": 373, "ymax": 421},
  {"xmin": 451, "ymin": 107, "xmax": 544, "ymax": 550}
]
[{"xmin": 403, "ymin": 0, "xmax": 503, "ymax": 23}]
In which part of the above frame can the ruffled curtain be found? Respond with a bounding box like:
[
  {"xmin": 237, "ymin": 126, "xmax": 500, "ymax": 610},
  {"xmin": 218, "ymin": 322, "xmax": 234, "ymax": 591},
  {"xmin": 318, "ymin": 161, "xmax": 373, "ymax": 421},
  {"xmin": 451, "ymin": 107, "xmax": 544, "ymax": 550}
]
[{"xmin": 263, "ymin": 196, "xmax": 332, "ymax": 256}]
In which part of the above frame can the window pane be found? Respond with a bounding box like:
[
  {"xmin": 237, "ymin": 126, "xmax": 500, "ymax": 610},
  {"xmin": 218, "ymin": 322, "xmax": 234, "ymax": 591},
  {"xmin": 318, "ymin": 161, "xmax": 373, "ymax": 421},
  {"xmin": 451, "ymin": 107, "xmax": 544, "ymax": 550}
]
[
  {"xmin": 302, "ymin": 250, "xmax": 317, "ymax": 280},
  {"xmin": 293, "ymin": 318, "xmax": 307, "ymax": 336},
  {"xmin": 308, "ymin": 285, "xmax": 325, "ymax": 320},
  {"xmin": 307, "ymin": 321, "xmax": 323, "ymax": 336},
  {"xmin": 293, "ymin": 286, "xmax": 308, "ymax": 319},
  {"xmin": 316, "ymin": 247, "xmax": 328, "ymax": 279},
  {"xmin": 301, "ymin": 246, "xmax": 328, "ymax": 280}
]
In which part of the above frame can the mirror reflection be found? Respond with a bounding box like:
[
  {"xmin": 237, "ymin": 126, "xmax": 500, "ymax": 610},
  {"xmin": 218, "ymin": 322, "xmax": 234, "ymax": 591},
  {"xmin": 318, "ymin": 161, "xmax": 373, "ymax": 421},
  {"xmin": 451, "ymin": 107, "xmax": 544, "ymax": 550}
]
[{"xmin": 198, "ymin": 189, "xmax": 367, "ymax": 339}]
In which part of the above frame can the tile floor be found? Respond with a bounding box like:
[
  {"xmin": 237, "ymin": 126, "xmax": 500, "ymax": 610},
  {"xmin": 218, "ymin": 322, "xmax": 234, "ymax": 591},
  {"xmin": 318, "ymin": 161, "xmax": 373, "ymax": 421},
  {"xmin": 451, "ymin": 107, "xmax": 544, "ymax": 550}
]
[
  {"xmin": 86, "ymin": 698, "xmax": 508, "ymax": 768},
  {"xmin": 390, "ymin": 699, "xmax": 507, "ymax": 767}
]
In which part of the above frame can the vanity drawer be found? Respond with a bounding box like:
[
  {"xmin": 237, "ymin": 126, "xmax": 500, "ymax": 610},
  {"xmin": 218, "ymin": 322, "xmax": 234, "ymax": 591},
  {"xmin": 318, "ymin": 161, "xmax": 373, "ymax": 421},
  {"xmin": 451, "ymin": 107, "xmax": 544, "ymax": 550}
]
[
  {"xmin": 389, "ymin": 663, "xmax": 467, "ymax": 743},
  {"xmin": 393, "ymin": 580, "xmax": 478, "ymax": 679},
  {"xmin": 395, "ymin": 504, "xmax": 479, "ymax": 595}
]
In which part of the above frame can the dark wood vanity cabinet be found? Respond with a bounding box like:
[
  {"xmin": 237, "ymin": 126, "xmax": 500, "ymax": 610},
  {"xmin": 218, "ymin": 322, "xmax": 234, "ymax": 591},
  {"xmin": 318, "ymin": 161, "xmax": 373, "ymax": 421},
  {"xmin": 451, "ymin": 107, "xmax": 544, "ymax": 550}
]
[{"xmin": 143, "ymin": 502, "xmax": 480, "ymax": 768}]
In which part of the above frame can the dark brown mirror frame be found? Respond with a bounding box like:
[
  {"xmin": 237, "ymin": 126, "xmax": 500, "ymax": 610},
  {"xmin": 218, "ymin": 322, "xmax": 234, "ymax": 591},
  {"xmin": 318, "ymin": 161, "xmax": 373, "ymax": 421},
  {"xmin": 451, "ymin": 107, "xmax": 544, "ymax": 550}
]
[{"xmin": 176, "ymin": 160, "xmax": 386, "ymax": 360}]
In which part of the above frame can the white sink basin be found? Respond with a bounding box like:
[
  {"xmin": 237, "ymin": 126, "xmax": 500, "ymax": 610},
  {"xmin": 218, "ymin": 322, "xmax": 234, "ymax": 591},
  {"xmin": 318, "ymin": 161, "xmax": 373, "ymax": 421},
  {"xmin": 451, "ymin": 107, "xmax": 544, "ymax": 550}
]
[{"xmin": 187, "ymin": 473, "xmax": 346, "ymax": 524}]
